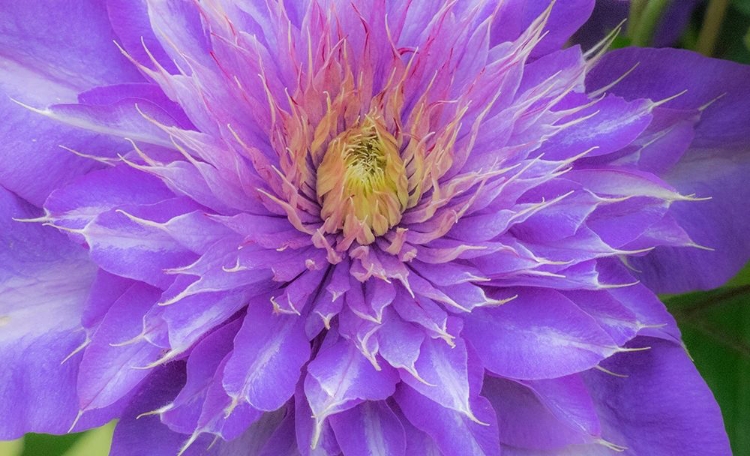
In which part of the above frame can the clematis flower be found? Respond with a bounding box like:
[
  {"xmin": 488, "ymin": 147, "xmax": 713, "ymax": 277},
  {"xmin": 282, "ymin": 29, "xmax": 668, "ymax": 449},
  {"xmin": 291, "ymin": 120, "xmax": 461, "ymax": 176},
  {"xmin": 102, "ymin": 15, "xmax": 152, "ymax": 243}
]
[{"xmin": 1, "ymin": 1, "xmax": 750, "ymax": 455}]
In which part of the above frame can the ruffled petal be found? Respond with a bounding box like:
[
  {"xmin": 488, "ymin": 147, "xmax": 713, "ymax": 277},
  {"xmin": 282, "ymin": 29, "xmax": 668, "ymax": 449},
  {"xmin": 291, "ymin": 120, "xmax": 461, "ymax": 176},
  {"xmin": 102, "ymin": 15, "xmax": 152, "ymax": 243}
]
[
  {"xmin": 0, "ymin": 0, "xmax": 142, "ymax": 205},
  {"xmin": 0, "ymin": 188, "xmax": 112, "ymax": 437},
  {"xmin": 583, "ymin": 337, "xmax": 731, "ymax": 455},
  {"xmin": 588, "ymin": 47, "xmax": 750, "ymax": 291},
  {"xmin": 464, "ymin": 288, "xmax": 619, "ymax": 380}
]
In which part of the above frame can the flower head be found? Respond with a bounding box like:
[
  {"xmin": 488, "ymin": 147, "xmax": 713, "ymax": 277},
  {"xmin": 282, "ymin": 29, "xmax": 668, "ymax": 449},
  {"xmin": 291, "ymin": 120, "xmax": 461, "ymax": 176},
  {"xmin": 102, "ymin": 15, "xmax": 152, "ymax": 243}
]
[{"xmin": 1, "ymin": 1, "xmax": 749, "ymax": 455}]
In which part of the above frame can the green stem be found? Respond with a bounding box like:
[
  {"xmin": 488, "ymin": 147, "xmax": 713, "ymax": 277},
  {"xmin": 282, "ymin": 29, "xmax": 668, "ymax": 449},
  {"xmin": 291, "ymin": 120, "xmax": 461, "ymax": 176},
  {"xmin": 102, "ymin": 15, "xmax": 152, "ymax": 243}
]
[
  {"xmin": 627, "ymin": 0, "xmax": 648, "ymax": 38},
  {"xmin": 697, "ymin": 0, "xmax": 730, "ymax": 56},
  {"xmin": 631, "ymin": 0, "xmax": 672, "ymax": 47}
]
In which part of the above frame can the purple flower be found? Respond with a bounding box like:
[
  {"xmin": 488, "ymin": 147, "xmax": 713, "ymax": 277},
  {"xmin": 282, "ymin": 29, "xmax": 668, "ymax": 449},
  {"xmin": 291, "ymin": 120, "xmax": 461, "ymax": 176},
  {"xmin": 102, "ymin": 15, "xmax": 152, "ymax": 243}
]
[{"xmin": 1, "ymin": 1, "xmax": 749, "ymax": 455}]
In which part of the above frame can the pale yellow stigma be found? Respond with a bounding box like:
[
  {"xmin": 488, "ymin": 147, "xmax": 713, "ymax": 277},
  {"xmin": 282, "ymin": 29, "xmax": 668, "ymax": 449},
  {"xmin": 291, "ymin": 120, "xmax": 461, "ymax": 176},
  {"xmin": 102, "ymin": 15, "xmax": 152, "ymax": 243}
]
[{"xmin": 317, "ymin": 116, "xmax": 408, "ymax": 245}]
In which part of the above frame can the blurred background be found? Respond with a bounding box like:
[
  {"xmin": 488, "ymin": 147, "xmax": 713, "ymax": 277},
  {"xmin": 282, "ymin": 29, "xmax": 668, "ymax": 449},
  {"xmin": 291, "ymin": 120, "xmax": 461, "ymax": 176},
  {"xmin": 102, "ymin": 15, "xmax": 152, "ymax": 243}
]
[{"xmin": 1, "ymin": 0, "xmax": 749, "ymax": 455}]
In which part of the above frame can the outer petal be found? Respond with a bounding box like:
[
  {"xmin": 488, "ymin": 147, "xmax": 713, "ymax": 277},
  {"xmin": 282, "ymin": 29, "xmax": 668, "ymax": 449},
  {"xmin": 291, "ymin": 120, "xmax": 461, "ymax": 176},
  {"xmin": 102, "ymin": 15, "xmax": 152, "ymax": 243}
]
[
  {"xmin": 0, "ymin": 188, "xmax": 108, "ymax": 437},
  {"xmin": 0, "ymin": 0, "xmax": 141, "ymax": 91},
  {"xmin": 583, "ymin": 337, "xmax": 731, "ymax": 455},
  {"xmin": 0, "ymin": 0, "xmax": 142, "ymax": 205},
  {"xmin": 588, "ymin": 48, "xmax": 750, "ymax": 291},
  {"xmin": 483, "ymin": 375, "xmax": 600, "ymax": 450},
  {"xmin": 110, "ymin": 363, "xmax": 216, "ymax": 456},
  {"xmin": 464, "ymin": 288, "xmax": 619, "ymax": 380},
  {"xmin": 77, "ymin": 280, "xmax": 164, "ymax": 412}
]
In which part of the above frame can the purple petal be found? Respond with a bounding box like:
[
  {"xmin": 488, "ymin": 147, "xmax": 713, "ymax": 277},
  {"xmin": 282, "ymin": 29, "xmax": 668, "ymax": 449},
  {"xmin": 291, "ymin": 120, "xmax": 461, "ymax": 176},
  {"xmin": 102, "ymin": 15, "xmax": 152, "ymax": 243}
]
[
  {"xmin": 42, "ymin": 97, "xmax": 184, "ymax": 148},
  {"xmin": 223, "ymin": 297, "xmax": 309, "ymax": 412},
  {"xmin": 77, "ymin": 199, "xmax": 199, "ymax": 288},
  {"xmin": 0, "ymin": 0, "xmax": 141, "ymax": 94},
  {"xmin": 0, "ymin": 0, "xmax": 142, "ymax": 205},
  {"xmin": 464, "ymin": 288, "xmax": 619, "ymax": 380},
  {"xmin": 44, "ymin": 165, "xmax": 174, "ymax": 230},
  {"xmin": 77, "ymin": 280, "xmax": 163, "ymax": 412},
  {"xmin": 534, "ymin": 95, "xmax": 652, "ymax": 161},
  {"xmin": 400, "ymin": 327, "xmax": 484, "ymax": 422},
  {"xmin": 589, "ymin": 48, "xmax": 750, "ymax": 291},
  {"xmin": 483, "ymin": 375, "xmax": 599, "ymax": 450},
  {"xmin": 304, "ymin": 331, "xmax": 399, "ymax": 449},
  {"xmin": 110, "ymin": 363, "xmax": 216, "ymax": 456},
  {"xmin": 0, "ymin": 95, "xmax": 132, "ymax": 207},
  {"xmin": 295, "ymin": 384, "xmax": 341, "ymax": 456},
  {"xmin": 257, "ymin": 405, "xmax": 298, "ymax": 456},
  {"xmin": 192, "ymin": 353, "xmax": 263, "ymax": 442},
  {"xmin": 377, "ymin": 307, "xmax": 426, "ymax": 380},
  {"xmin": 0, "ymin": 188, "xmax": 110, "ymax": 437},
  {"xmin": 161, "ymin": 318, "xmax": 241, "ymax": 434},
  {"xmin": 583, "ymin": 337, "xmax": 731, "ymax": 455},
  {"xmin": 146, "ymin": 288, "xmax": 258, "ymax": 356},
  {"xmin": 329, "ymin": 401, "xmax": 407, "ymax": 456},
  {"xmin": 395, "ymin": 383, "xmax": 501, "ymax": 456},
  {"xmin": 572, "ymin": 0, "xmax": 629, "ymax": 50},
  {"xmin": 491, "ymin": 0, "xmax": 595, "ymax": 57},
  {"xmin": 106, "ymin": 0, "xmax": 178, "ymax": 73}
]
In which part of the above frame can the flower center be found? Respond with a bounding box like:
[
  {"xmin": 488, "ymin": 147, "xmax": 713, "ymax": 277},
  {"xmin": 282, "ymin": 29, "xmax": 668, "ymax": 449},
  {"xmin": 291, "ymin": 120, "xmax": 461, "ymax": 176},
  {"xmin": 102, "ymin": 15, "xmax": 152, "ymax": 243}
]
[{"xmin": 317, "ymin": 116, "xmax": 408, "ymax": 245}]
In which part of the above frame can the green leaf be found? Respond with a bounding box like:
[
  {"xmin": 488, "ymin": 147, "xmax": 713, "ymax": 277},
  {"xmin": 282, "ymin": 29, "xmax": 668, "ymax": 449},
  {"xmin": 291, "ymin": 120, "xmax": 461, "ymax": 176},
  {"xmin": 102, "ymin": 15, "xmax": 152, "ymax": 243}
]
[
  {"xmin": 62, "ymin": 423, "xmax": 114, "ymax": 456},
  {"xmin": 20, "ymin": 433, "xmax": 83, "ymax": 456},
  {"xmin": 0, "ymin": 438, "xmax": 24, "ymax": 456},
  {"xmin": 666, "ymin": 282, "xmax": 750, "ymax": 455},
  {"xmin": 726, "ymin": 261, "xmax": 750, "ymax": 287},
  {"xmin": 734, "ymin": 0, "xmax": 750, "ymax": 16},
  {"xmin": 18, "ymin": 423, "xmax": 115, "ymax": 456}
]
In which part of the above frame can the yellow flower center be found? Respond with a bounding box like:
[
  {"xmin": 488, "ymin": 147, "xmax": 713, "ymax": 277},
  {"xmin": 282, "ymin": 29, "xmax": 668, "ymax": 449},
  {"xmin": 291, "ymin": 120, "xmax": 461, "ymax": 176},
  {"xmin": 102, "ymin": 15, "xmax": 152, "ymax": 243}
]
[{"xmin": 317, "ymin": 116, "xmax": 408, "ymax": 245}]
